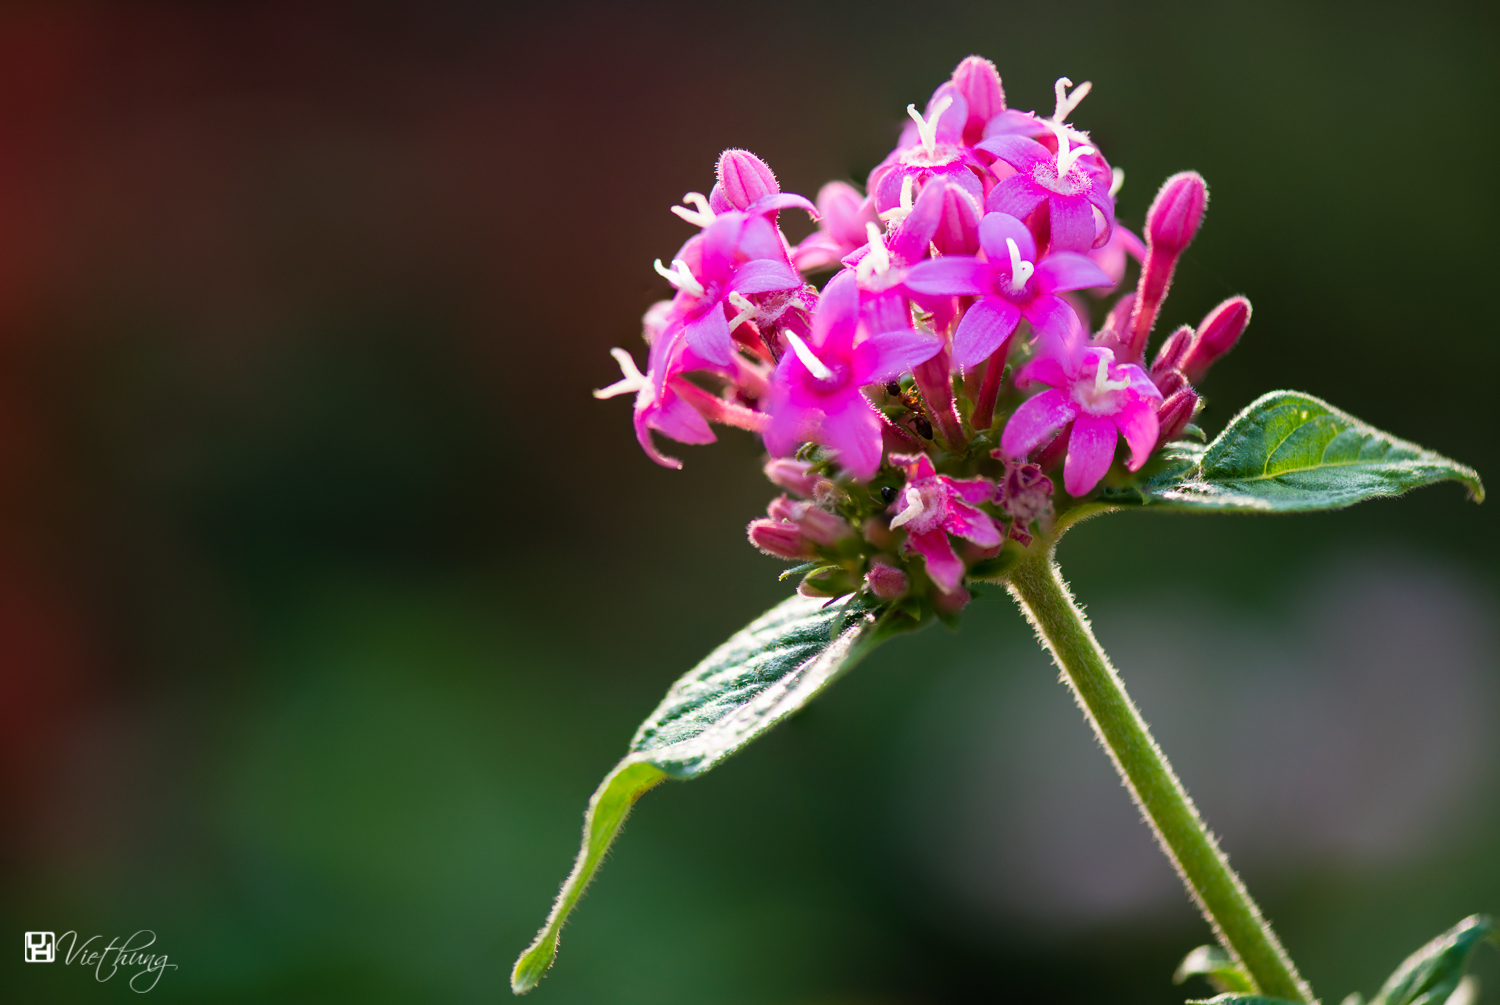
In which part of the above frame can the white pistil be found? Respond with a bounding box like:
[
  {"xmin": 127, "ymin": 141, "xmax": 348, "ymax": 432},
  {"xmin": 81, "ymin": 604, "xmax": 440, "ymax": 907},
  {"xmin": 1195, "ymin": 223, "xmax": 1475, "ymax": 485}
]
[
  {"xmin": 1046, "ymin": 119, "xmax": 1097, "ymax": 180},
  {"xmin": 880, "ymin": 174, "xmax": 918, "ymax": 224},
  {"xmin": 1051, "ymin": 76, "xmax": 1093, "ymax": 124},
  {"xmin": 862, "ymin": 221, "xmax": 891, "ymax": 275},
  {"xmin": 1092, "ymin": 355, "xmax": 1131, "ymax": 397},
  {"xmin": 1006, "ymin": 237, "xmax": 1034, "ymax": 293},
  {"xmin": 906, "ymin": 93, "xmax": 954, "ymax": 158},
  {"xmin": 669, "ymin": 191, "xmax": 716, "ymax": 228},
  {"xmin": 782, "ymin": 329, "xmax": 833, "ymax": 381},
  {"xmin": 1110, "ymin": 166, "xmax": 1125, "ymax": 198},
  {"xmin": 726, "ymin": 291, "xmax": 758, "ymax": 330},
  {"xmin": 888, "ymin": 486, "xmax": 926, "ymax": 529},
  {"xmin": 654, "ymin": 257, "xmax": 705, "ymax": 297},
  {"xmin": 593, "ymin": 348, "xmax": 649, "ymax": 399}
]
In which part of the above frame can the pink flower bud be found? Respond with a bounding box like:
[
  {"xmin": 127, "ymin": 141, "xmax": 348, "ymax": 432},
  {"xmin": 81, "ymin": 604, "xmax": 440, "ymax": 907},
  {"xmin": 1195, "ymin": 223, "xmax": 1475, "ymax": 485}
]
[
  {"xmin": 766, "ymin": 495, "xmax": 852, "ymax": 547},
  {"xmin": 1151, "ymin": 325, "xmax": 1193, "ymax": 377},
  {"xmin": 1154, "ymin": 368, "xmax": 1188, "ymax": 397},
  {"xmin": 747, "ymin": 518, "xmax": 814, "ymax": 560},
  {"xmin": 1154, "ymin": 387, "xmax": 1200, "ymax": 450},
  {"xmin": 1146, "ymin": 171, "xmax": 1208, "ymax": 254},
  {"xmin": 711, "ymin": 149, "xmax": 779, "ymax": 211},
  {"xmin": 1103, "ymin": 293, "xmax": 1136, "ymax": 337},
  {"xmin": 865, "ymin": 561, "xmax": 908, "ymax": 599},
  {"xmin": 932, "ymin": 584, "xmax": 972, "ymax": 614},
  {"xmin": 764, "ymin": 458, "xmax": 821, "ymax": 497},
  {"xmin": 950, "ymin": 56, "xmax": 1005, "ymax": 142},
  {"xmin": 1181, "ymin": 295, "xmax": 1252, "ymax": 383}
]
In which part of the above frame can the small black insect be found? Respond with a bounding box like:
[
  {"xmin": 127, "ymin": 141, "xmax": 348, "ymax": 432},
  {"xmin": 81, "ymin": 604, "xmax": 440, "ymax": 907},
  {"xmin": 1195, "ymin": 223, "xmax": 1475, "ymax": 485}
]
[
  {"xmin": 878, "ymin": 484, "xmax": 897, "ymax": 504},
  {"xmin": 913, "ymin": 415, "xmax": 934, "ymax": 439}
]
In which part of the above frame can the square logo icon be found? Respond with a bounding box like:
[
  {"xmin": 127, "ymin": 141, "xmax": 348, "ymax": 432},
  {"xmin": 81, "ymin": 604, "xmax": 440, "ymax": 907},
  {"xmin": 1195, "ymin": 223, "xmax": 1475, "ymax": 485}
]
[{"xmin": 25, "ymin": 931, "xmax": 55, "ymax": 963}]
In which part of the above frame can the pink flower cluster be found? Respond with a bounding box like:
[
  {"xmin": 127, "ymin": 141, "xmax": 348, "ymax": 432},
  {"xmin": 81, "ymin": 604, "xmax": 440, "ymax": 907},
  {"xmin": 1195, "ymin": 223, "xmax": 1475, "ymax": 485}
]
[{"xmin": 598, "ymin": 57, "xmax": 1252, "ymax": 607}]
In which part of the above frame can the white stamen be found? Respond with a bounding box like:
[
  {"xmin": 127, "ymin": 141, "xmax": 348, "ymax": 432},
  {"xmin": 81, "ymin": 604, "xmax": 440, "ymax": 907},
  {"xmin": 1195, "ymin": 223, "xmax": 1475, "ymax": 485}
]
[
  {"xmin": 888, "ymin": 486, "xmax": 926, "ymax": 529},
  {"xmin": 726, "ymin": 291, "xmax": 757, "ymax": 330},
  {"xmin": 782, "ymin": 329, "xmax": 833, "ymax": 381},
  {"xmin": 1092, "ymin": 355, "xmax": 1132, "ymax": 397},
  {"xmin": 906, "ymin": 93, "xmax": 953, "ymax": 158},
  {"xmin": 1045, "ymin": 119, "xmax": 1097, "ymax": 179},
  {"xmin": 877, "ymin": 175, "xmax": 918, "ymax": 225},
  {"xmin": 1051, "ymin": 77, "xmax": 1093, "ymax": 124},
  {"xmin": 669, "ymin": 191, "xmax": 716, "ymax": 228},
  {"xmin": 654, "ymin": 257, "xmax": 705, "ymax": 297},
  {"xmin": 862, "ymin": 221, "xmax": 891, "ymax": 275},
  {"xmin": 593, "ymin": 348, "xmax": 649, "ymax": 399},
  {"xmin": 1109, "ymin": 166, "xmax": 1125, "ymax": 198},
  {"xmin": 1006, "ymin": 237, "xmax": 1034, "ymax": 292}
]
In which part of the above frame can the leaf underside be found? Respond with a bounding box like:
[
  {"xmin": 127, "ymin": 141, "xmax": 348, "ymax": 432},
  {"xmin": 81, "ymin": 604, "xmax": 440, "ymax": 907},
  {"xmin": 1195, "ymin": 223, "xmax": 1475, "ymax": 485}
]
[
  {"xmin": 510, "ymin": 594, "xmax": 907, "ymax": 994},
  {"xmin": 1101, "ymin": 390, "xmax": 1483, "ymax": 512},
  {"xmin": 1369, "ymin": 914, "xmax": 1493, "ymax": 1005}
]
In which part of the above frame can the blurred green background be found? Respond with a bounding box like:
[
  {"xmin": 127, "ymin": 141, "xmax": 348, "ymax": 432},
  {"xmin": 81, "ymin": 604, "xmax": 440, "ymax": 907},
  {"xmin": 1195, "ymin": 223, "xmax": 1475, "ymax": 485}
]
[{"xmin": 3, "ymin": 1, "xmax": 1497, "ymax": 1001}]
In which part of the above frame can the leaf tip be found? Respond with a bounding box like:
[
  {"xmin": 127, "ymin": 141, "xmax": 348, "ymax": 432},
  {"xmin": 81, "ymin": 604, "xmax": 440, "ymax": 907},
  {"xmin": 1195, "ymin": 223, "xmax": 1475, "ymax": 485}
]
[{"xmin": 510, "ymin": 935, "xmax": 559, "ymax": 995}]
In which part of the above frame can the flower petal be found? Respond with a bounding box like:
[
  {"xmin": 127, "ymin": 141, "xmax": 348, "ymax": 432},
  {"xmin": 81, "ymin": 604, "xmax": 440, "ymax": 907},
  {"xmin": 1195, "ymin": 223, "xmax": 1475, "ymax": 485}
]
[
  {"xmin": 852, "ymin": 329, "xmax": 943, "ymax": 384},
  {"xmin": 888, "ymin": 179, "xmax": 944, "ymax": 264},
  {"xmin": 681, "ymin": 303, "xmax": 733, "ymax": 366},
  {"xmin": 1063, "ymin": 413, "xmax": 1117, "ymax": 496},
  {"xmin": 821, "ymin": 396, "xmax": 885, "ymax": 482},
  {"xmin": 1114, "ymin": 396, "xmax": 1161, "ymax": 471},
  {"xmin": 810, "ymin": 268, "xmax": 860, "ymax": 353},
  {"xmin": 729, "ymin": 257, "xmax": 802, "ymax": 296},
  {"xmin": 944, "ymin": 497, "xmax": 1003, "ymax": 547},
  {"xmin": 1034, "ymin": 252, "xmax": 1113, "ymax": 293},
  {"xmin": 1019, "ymin": 294, "xmax": 1083, "ymax": 344},
  {"xmin": 1001, "ymin": 387, "xmax": 1077, "ymax": 458},
  {"xmin": 1047, "ymin": 194, "xmax": 1096, "ymax": 253},
  {"xmin": 977, "ymin": 211, "xmax": 1036, "ymax": 265},
  {"xmin": 904, "ymin": 256, "xmax": 991, "ymax": 296},
  {"xmin": 905, "ymin": 527, "xmax": 966, "ymax": 594},
  {"xmin": 984, "ymin": 173, "xmax": 1047, "ymax": 219},
  {"xmin": 951, "ymin": 296, "xmax": 1021, "ymax": 368},
  {"xmin": 948, "ymin": 477, "xmax": 998, "ymax": 504},
  {"xmin": 746, "ymin": 192, "xmax": 819, "ymax": 219},
  {"xmin": 974, "ymin": 134, "xmax": 1051, "ymax": 173}
]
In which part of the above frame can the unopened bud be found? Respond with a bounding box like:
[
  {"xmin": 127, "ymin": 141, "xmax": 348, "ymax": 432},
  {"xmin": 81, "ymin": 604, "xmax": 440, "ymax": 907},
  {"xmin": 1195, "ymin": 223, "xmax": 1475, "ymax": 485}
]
[
  {"xmin": 1154, "ymin": 368, "xmax": 1188, "ymax": 397},
  {"xmin": 1125, "ymin": 174, "xmax": 1209, "ymax": 361},
  {"xmin": 1104, "ymin": 292, "xmax": 1136, "ymax": 336},
  {"xmin": 1146, "ymin": 171, "xmax": 1208, "ymax": 254},
  {"xmin": 1155, "ymin": 387, "xmax": 1200, "ymax": 450},
  {"xmin": 712, "ymin": 149, "xmax": 779, "ymax": 211},
  {"xmin": 932, "ymin": 183, "xmax": 983, "ymax": 256},
  {"xmin": 767, "ymin": 495, "xmax": 852, "ymax": 547},
  {"xmin": 1181, "ymin": 295, "xmax": 1251, "ymax": 382},
  {"xmin": 764, "ymin": 458, "xmax": 821, "ymax": 497},
  {"xmin": 950, "ymin": 56, "xmax": 1005, "ymax": 141},
  {"xmin": 932, "ymin": 584, "xmax": 972, "ymax": 614},
  {"xmin": 747, "ymin": 519, "xmax": 814, "ymax": 560},
  {"xmin": 865, "ymin": 561, "xmax": 909, "ymax": 599},
  {"xmin": 1151, "ymin": 326, "xmax": 1193, "ymax": 377}
]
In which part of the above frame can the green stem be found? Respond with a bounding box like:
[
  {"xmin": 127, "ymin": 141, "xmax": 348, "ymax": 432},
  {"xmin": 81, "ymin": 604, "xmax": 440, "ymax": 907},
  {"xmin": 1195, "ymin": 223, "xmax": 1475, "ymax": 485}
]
[{"xmin": 1007, "ymin": 550, "xmax": 1312, "ymax": 1004}]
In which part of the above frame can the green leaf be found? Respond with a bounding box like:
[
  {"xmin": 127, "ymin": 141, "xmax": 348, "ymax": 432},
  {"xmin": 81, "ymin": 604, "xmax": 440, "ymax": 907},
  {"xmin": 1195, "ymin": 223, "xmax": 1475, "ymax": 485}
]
[
  {"xmin": 511, "ymin": 593, "xmax": 911, "ymax": 994},
  {"xmin": 1174, "ymin": 944, "xmax": 1256, "ymax": 994},
  {"xmin": 1185, "ymin": 996, "xmax": 1302, "ymax": 1005},
  {"xmin": 1101, "ymin": 391, "xmax": 1484, "ymax": 512},
  {"xmin": 1369, "ymin": 915, "xmax": 1494, "ymax": 1005}
]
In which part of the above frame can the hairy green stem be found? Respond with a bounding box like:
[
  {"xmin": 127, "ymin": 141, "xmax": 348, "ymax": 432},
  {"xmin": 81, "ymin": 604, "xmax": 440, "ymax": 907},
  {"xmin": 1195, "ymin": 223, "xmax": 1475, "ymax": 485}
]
[{"xmin": 1007, "ymin": 550, "xmax": 1312, "ymax": 1003}]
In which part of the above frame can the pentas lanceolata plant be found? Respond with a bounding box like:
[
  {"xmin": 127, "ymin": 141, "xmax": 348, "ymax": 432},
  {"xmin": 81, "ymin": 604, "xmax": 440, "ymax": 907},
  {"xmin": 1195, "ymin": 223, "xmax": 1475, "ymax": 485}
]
[{"xmin": 522, "ymin": 57, "xmax": 1493, "ymax": 1003}]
